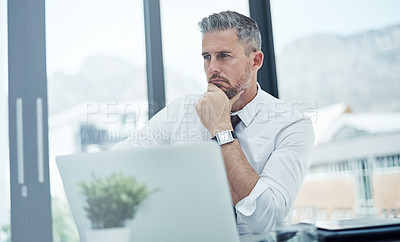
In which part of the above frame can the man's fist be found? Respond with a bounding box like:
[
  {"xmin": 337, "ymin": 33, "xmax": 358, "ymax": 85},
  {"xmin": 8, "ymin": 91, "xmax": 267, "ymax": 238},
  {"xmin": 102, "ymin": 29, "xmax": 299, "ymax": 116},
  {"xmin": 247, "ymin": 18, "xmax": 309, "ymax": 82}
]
[{"xmin": 195, "ymin": 84, "xmax": 243, "ymax": 136}]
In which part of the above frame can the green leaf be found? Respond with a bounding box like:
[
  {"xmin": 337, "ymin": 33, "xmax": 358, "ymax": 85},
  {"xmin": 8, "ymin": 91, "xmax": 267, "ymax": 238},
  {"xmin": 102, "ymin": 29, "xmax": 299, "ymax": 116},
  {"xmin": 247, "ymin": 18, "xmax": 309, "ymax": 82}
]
[{"xmin": 78, "ymin": 172, "xmax": 155, "ymax": 229}]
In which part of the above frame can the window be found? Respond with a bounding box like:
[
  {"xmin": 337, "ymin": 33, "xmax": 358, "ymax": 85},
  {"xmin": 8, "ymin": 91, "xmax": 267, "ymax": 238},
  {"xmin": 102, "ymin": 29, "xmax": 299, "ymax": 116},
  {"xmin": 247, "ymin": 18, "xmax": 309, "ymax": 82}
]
[
  {"xmin": 271, "ymin": 0, "xmax": 400, "ymax": 221},
  {"xmin": 46, "ymin": 0, "xmax": 147, "ymax": 240},
  {"xmin": 0, "ymin": 0, "xmax": 10, "ymax": 240}
]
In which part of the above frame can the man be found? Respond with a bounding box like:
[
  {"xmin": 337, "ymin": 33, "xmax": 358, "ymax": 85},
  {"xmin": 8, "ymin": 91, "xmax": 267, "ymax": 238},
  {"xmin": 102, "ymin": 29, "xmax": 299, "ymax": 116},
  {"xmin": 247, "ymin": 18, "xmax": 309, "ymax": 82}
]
[{"xmin": 116, "ymin": 11, "xmax": 314, "ymax": 235}]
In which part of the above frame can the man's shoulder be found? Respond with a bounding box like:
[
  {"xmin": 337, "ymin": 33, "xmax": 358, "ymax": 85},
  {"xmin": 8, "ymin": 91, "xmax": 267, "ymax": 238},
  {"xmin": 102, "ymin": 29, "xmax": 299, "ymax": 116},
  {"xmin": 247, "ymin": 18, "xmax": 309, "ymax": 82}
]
[{"xmin": 254, "ymin": 90, "xmax": 311, "ymax": 124}]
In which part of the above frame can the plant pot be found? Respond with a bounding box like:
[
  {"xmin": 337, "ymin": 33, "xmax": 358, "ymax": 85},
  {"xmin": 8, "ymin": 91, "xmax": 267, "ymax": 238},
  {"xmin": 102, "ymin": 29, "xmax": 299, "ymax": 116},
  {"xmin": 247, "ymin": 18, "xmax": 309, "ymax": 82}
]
[{"xmin": 85, "ymin": 226, "xmax": 130, "ymax": 242}]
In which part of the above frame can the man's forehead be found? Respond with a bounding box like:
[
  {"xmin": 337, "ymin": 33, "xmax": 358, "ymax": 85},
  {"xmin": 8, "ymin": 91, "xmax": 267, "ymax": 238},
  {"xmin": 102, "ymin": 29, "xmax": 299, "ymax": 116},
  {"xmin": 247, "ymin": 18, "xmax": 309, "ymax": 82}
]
[
  {"xmin": 202, "ymin": 28, "xmax": 238, "ymax": 40},
  {"xmin": 201, "ymin": 29, "xmax": 242, "ymax": 51}
]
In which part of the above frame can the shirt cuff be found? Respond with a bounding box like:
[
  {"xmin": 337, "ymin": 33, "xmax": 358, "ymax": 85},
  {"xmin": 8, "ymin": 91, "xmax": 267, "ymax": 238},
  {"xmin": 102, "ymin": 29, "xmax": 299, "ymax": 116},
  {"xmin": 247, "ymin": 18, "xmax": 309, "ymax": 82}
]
[{"xmin": 235, "ymin": 178, "xmax": 268, "ymax": 216}]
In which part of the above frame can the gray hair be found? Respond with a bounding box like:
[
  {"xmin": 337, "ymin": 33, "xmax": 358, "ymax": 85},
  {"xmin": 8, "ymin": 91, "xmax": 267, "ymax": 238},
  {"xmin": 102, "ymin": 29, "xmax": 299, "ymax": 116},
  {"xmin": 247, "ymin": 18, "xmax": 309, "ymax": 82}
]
[{"xmin": 198, "ymin": 10, "xmax": 262, "ymax": 56}]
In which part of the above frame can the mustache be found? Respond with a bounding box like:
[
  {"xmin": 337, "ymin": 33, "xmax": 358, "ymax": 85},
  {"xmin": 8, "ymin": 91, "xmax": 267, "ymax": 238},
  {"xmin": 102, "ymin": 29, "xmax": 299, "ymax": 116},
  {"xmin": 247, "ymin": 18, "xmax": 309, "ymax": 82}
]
[{"xmin": 208, "ymin": 74, "xmax": 229, "ymax": 83}]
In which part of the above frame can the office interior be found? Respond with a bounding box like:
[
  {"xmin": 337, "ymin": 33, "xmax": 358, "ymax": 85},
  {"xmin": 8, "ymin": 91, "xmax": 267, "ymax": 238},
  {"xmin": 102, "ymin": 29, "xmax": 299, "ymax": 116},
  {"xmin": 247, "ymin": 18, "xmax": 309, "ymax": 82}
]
[{"xmin": 1, "ymin": 0, "xmax": 400, "ymax": 241}]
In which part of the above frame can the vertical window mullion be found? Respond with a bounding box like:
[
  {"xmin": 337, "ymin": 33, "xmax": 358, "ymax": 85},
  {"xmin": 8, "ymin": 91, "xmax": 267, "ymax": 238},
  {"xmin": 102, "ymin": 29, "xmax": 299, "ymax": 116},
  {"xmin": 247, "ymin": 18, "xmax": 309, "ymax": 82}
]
[
  {"xmin": 143, "ymin": 0, "xmax": 166, "ymax": 118},
  {"xmin": 249, "ymin": 0, "xmax": 279, "ymax": 98},
  {"xmin": 8, "ymin": 0, "xmax": 52, "ymax": 241}
]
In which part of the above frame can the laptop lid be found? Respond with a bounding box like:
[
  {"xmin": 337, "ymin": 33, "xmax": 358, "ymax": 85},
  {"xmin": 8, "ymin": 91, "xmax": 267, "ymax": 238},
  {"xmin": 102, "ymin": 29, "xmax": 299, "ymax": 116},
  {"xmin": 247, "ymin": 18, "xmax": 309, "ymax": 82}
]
[{"xmin": 56, "ymin": 142, "xmax": 240, "ymax": 242}]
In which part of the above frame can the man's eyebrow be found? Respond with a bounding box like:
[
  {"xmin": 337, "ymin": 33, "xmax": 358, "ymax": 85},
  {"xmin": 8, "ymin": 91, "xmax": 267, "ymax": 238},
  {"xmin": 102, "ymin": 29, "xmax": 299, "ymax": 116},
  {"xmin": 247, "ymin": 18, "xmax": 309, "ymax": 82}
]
[{"xmin": 201, "ymin": 50, "xmax": 232, "ymax": 55}]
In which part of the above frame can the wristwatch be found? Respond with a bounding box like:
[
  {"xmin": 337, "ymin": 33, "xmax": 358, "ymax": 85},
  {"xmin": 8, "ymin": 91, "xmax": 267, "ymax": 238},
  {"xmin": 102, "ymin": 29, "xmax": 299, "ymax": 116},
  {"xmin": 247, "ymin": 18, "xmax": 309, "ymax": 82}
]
[{"xmin": 211, "ymin": 130, "xmax": 237, "ymax": 145}]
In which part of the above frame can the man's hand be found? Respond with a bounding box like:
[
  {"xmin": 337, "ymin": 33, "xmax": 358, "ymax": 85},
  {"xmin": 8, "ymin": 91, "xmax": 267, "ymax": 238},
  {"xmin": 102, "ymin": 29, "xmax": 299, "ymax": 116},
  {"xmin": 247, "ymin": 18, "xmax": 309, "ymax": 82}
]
[{"xmin": 195, "ymin": 84, "xmax": 243, "ymax": 136}]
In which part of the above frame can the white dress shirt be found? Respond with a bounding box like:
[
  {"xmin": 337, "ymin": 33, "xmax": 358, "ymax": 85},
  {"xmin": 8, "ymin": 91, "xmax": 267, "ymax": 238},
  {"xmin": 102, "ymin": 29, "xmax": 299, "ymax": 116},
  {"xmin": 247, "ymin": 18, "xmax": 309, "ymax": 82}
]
[{"xmin": 115, "ymin": 84, "xmax": 315, "ymax": 235}]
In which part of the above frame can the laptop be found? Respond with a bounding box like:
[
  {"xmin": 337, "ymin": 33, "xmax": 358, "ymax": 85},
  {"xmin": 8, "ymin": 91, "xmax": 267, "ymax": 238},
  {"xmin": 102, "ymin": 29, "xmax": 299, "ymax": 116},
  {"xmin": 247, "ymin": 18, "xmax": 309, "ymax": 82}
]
[
  {"xmin": 316, "ymin": 218, "xmax": 400, "ymax": 241},
  {"xmin": 56, "ymin": 142, "xmax": 240, "ymax": 242}
]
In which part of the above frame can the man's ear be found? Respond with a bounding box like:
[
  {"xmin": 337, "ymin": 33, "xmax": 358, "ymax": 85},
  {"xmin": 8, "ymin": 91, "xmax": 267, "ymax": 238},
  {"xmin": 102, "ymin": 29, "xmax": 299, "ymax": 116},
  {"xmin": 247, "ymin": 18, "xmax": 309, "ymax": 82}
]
[{"xmin": 252, "ymin": 51, "xmax": 264, "ymax": 71}]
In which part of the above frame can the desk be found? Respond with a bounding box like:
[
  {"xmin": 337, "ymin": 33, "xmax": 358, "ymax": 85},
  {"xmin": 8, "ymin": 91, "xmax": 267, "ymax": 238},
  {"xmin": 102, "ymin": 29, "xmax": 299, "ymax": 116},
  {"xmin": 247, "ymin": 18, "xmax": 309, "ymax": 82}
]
[
  {"xmin": 317, "ymin": 218, "xmax": 400, "ymax": 241},
  {"xmin": 238, "ymin": 219, "xmax": 400, "ymax": 242}
]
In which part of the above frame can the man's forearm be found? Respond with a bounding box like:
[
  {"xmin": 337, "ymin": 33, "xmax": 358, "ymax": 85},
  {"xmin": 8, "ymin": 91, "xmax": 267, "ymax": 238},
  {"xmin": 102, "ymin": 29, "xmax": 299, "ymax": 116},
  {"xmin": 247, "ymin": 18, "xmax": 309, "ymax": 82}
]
[{"xmin": 221, "ymin": 140, "xmax": 259, "ymax": 205}]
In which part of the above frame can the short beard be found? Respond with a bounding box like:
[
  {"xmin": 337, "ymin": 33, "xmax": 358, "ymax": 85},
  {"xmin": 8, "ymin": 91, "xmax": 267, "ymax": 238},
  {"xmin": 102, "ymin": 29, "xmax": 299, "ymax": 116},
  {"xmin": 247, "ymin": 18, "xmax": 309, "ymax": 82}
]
[{"xmin": 223, "ymin": 64, "xmax": 251, "ymax": 99}]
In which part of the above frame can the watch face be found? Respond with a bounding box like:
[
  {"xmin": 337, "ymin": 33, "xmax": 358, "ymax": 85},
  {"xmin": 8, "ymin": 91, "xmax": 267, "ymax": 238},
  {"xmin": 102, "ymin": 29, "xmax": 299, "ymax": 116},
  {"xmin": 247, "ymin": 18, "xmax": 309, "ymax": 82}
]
[
  {"xmin": 217, "ymin": 130, "xmax": 233, "ymax": 145},
  {"xmin": 220, "ymin": 132, "xmax": 230, "ymax": 141}
]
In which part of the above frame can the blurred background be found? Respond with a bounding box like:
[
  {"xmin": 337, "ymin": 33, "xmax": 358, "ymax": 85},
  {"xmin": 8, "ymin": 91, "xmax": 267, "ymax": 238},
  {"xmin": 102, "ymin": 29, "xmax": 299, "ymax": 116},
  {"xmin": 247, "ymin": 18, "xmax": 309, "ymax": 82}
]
[{"xmin": 1, "ymin": 0, "xmax": 400, "ymax": 241}]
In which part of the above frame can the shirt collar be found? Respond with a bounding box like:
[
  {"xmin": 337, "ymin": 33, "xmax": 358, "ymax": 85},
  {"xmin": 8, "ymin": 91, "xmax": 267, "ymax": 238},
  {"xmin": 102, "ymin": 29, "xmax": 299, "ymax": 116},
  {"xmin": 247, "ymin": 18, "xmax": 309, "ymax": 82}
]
[{"xmin": 231, "ymin": 83, "xmax": 267, "ymax": 127}]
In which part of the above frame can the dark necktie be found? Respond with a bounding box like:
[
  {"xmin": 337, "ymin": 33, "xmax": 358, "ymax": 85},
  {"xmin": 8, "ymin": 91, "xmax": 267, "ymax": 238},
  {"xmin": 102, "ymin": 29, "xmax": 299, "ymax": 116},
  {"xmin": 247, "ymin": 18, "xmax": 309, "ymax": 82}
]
[{"xmin": 230, "ymin": 115, "xmax": 241, "ymax": 130}]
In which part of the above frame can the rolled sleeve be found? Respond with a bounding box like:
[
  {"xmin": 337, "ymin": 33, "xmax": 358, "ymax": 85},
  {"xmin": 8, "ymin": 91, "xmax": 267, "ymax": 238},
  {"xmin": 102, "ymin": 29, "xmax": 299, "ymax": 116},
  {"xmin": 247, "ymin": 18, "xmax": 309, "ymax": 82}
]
[
  {"xmin": 235, "ymin": 175, "xmax": 287, "ymax": 234},
  {"xmin": 236, "ymin": 179, "xmax": 269, "ymax": 216}
]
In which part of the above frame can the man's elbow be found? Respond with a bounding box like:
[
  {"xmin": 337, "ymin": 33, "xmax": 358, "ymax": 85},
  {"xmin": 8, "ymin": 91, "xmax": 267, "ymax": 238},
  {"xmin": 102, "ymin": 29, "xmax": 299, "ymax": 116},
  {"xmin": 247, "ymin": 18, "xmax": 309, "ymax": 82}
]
[{"xmin": 241, "ymin": 198, "xmax": 287, "ymax": 234}]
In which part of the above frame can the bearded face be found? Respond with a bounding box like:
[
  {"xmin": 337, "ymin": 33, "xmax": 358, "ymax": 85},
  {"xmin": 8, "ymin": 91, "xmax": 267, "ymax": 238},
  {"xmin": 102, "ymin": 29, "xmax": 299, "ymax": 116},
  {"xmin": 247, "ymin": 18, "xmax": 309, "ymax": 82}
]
[
  {"xmin": 202, "ymin": 29, "xmax": 255, "ymax": 99},
  {"xmin": 208, "ymin": 60, "xmax": 251, "ymax": 99}
]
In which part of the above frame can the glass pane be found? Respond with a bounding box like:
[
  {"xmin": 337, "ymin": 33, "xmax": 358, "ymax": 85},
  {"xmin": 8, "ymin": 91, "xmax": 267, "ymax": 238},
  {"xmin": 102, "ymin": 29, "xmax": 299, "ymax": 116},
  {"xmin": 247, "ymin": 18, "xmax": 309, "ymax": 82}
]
[
  {"xmin": 160, "ymin": 1, "xmax": 249, "ymax": 102},
  {"xmin": 0, "ymin": 0, "xmax": 11, "ymax": 240},
  {"xmin": 46, "ymin": 1, "xmax": 147, "ymax": 240},
  {"xmin": 271, "ymin": 0, "xmax": 400, "ymax": 223}
]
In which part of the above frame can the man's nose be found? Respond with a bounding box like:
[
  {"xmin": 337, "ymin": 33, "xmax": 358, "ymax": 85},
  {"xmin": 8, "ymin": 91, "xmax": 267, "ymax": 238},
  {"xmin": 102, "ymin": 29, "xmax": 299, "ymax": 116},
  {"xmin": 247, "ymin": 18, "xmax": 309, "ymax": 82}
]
[{"xmin": 207, "ymin": 58, "xmax": 221, "ymax": 73}]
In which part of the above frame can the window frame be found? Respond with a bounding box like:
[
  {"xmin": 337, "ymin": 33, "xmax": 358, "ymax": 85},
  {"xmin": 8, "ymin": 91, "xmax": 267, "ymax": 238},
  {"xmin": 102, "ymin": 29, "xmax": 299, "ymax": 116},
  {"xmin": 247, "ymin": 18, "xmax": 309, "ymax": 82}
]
[{"xmin": 8, "ymin": 0, "xmax": 52, "ymax": 241}]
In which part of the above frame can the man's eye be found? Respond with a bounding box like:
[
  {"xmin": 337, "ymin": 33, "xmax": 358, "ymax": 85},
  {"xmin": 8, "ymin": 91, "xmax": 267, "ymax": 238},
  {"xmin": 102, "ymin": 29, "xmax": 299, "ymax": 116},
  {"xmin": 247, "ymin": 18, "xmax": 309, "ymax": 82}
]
[
  {"xmin": 203, "ymin": 55, "xmax": 211, "ymax": 60},
  {"xmin": 220, "ymin": 53, "xmax": 230, "ymax": 58}
]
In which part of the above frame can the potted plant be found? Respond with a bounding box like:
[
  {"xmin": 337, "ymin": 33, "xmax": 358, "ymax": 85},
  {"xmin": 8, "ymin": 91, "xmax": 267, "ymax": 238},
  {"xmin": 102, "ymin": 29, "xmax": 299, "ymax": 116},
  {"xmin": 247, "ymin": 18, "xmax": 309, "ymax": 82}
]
[{"xmin": 79, "ymin": 172, "xmax": 153, "ymax": 242}]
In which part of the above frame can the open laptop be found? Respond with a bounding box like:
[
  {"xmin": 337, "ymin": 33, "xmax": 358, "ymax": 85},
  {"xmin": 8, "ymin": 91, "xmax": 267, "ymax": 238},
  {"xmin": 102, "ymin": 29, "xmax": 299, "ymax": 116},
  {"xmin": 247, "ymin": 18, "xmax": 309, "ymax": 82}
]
[
  {"xmin": 316, "ymin": 218, "xmax": 400, "ymax": 241},
  {"xmin": 56, "ymin": 142, "xmax": 240, "ymax": 242}
]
